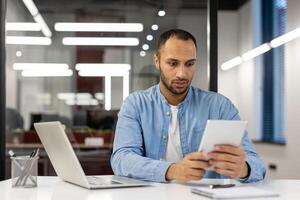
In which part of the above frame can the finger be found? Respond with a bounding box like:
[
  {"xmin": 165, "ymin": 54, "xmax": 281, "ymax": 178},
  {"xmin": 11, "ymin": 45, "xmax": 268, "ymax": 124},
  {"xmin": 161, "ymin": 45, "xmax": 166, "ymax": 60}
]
[
  {"xmin": 214, "ymin": 145, "xmax": 244, "ymax": 156},
  {"xmin": 188, "ymin": 160, "xmax": 210, "ymax": 169},
  {"xmin": 185, "ymin": 152, "xmax": 208, "ymax": 161},
  {"xmin": 213, "ymin": 167, "xmax": 238, "ymax": 178},
  {"xmin": 208, "ymin": 152, "xmax": 239, "ymax": 164},
  {"xmin": 186, "ymin": 168, "xmax": 205, "ymax": 177},
  {"xmin": 186, "ymin": 174, "xmax": 204, "ymax": 181},
  {"xmin": 209, "ymin": 160, "xmax": 237, "ymax": 171}
]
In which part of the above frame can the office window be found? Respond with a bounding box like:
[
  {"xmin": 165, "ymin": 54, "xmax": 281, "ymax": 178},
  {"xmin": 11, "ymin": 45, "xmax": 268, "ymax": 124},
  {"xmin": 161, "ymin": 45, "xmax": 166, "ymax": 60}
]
[{"xmin": 261, "ymin": 0, "xmax": 286, "ymax": 143}]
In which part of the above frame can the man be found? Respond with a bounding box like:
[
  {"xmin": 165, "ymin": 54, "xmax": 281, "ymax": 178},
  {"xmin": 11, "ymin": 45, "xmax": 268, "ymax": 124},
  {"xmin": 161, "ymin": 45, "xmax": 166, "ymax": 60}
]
[{"xmin": 111, "ymin": 29, "xmax": 266, "ymax": 183}]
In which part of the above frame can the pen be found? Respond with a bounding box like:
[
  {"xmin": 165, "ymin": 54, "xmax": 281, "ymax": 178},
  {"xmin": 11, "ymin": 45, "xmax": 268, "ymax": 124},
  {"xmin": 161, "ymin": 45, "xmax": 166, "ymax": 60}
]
[
  {"xmin": 22, "ymin": 149, "xmax": 39, "ymax": 186},
  {"xmin": 209, "ymin": 183, "xmax": 235, "ymax": 189}
]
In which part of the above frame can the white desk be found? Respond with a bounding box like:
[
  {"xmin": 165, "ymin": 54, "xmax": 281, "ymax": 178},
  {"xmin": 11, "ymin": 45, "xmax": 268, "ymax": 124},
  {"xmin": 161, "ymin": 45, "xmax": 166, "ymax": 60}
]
[{"xmin": 1, "ymin": 176, "xmax": 300, "ymax": 200}]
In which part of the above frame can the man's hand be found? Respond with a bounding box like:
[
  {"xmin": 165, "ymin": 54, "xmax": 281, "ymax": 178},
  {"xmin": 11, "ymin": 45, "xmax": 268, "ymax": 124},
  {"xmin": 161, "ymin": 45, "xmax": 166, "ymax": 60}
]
[
  {"xmin": 207, "ymin": 145, "xmax": 249, "ymax": 179},
  {"xmin": 166, "ymin": 152, "xmax": 209, "ymax": 183}
]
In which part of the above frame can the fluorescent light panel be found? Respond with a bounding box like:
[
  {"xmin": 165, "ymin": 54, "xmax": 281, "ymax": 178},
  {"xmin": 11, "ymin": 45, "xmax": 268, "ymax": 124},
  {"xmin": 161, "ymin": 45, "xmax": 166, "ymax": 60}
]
[
  {"xmin": 22, "ymin": 0, "xmax": 38, "ymax": 16},
  {"xmin": 78, "ymin": 70, "xmax": 128, "ymax": 77},
  {"xmin": 6, "ymin": 22, "xmax": 41, "ymax": 31},
  {"xmin": 221, "ymin": 56, "xmax": 242, "ymax": 71},
  {"xmin": 221, "ymin": 26, "xmax": 300, "ymax": 71},
  {"xmin": 62, "ymin": 37, "xmax": 139, "ymax": 46},
  {"xmin": 242, "ymin": 43, "xmax": 271, "ymax": 61},
  {"xmin": 34, "ymin": 14, "xmax": 52, "ymax": 37},
  {"xmin": 55, "ymin": 23, "xmax": 143, "ymax": 32},
  {"xmin": 123, "ymin": 72, "xmax": 130, "ymax": 100},
  {"xmin": 105, "ymin": 76, "xmax": 111, "ymax": 111},
  {"xmin": 22, "ymin": 0, "xmax": 52, "ymax": 37},
  {"xmin": 270, "ymin": 27, "xmax": 300, "ymax": 48},
  {"xmin": 6, "ymin": 36, "xmax": 51, "ymax": 45},
  {"xmin": 22, "ymin": 69, "xmax": 73, "ymax": 77},
  {"xmin": 75, "ymin": 63, "xmax": 131, "ymax": 71},
  {"xmin": 13, "ymin": 63, "xmax": 69, "ymax": 70}
]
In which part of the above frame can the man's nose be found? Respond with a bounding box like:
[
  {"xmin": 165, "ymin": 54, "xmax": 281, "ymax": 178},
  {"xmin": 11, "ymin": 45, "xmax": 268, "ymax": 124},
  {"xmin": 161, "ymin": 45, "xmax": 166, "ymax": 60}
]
[{"xmin": 176, "ymin": 65, "xmax": 186, "ymax": 79}]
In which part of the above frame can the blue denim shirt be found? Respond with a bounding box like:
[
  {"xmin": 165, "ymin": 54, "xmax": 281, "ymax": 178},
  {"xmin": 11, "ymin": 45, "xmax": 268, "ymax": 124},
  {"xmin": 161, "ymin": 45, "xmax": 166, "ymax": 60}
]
[{"xmin": 111, "ymin": 84, "xmax": 266, "ymax": 183}]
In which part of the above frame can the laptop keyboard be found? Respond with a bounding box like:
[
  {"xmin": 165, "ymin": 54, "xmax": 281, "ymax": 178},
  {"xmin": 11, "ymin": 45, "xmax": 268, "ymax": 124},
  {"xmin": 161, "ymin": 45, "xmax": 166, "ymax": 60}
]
[{"xmin": 87, "ymin": 176, "xmax": 121, "ymax": 185}]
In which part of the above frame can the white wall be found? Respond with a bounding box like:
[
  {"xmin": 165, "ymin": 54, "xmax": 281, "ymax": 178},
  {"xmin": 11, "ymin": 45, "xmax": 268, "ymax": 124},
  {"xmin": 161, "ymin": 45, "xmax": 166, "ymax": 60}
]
[
  {"xmin": 219, "ymin": 0, "xmax": 300, "ymax": 179},
  {"xmin": 218, "ymin": 1, "xmax": 259, "ymax": 139},
  {"xmin": 177, "ymin": 10, "xmax": 208, "ymax": 90}
]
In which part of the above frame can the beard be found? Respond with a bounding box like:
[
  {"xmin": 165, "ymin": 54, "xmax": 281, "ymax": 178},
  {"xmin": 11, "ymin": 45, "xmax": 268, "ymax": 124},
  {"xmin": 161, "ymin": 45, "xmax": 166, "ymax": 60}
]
[{"xmin": 159, "ymin": 66, "xmax": 190, "ymax": 95}]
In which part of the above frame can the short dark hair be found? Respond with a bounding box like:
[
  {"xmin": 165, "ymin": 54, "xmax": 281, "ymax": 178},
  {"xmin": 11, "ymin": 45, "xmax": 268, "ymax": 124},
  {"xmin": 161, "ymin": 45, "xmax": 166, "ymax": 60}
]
[{"xmin": 156, "ymin": 29, "xmax": 197, "ymax": 55}]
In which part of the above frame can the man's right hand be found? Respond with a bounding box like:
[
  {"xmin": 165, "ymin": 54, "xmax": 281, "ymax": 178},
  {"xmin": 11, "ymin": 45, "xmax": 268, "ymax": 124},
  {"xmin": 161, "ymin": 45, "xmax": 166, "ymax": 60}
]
[{"xmin": 166, "ymin": 152, "xmax": 209, "ymax": 183}]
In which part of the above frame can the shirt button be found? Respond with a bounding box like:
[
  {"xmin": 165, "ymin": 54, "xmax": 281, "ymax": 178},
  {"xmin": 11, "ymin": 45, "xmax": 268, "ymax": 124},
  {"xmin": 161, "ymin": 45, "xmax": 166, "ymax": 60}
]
[
  {"xmin": 160, "ymin": 158, "xmax": 163, "ymax": 161},
  {"xmin": 163, "ymin": 135, "xmax": 167, "ymax": 140}
]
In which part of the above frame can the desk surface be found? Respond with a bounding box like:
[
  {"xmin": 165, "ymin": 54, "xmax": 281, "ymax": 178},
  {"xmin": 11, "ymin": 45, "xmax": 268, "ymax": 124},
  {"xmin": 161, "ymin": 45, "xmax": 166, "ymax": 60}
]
[{"xmin": 1, "ymin": 176, "xmax": 299, "ymax": 200}]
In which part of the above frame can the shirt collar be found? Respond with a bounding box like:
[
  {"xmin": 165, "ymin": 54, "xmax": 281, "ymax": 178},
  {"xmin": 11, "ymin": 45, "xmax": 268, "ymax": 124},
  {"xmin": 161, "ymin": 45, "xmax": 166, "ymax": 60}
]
[{"xmin": 155, "ymin": 84, "xmax": 193, "ymax": 109}]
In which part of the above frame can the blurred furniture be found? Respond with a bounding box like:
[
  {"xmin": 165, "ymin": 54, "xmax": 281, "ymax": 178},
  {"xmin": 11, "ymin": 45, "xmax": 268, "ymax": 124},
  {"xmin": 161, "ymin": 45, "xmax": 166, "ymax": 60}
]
[
  {"xmin": 29, "ymin": 113, "xmax": 72, "ymax": 130},
  {"xmin": 86, "ymin": 109, "xmax": 119, "ymax": 130},
  {"xmin": 5, "ymin": 143, "xmax": 113, "ymax": 179},
  {"xmin": 5, "ymin": 108, "xmax": 23, "ymax": 131},
  {"xmin": 5, "ymin": 129, "xmax": 115, "ymax": 179}
]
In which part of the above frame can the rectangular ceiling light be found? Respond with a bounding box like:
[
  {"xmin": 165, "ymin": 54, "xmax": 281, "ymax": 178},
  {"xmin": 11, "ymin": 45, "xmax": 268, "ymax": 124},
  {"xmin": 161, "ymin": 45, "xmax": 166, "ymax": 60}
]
[
  {"xmin": 105, "ymin": 76, "xmax": 111, "ymax": 111},
  {"xmin": 75, "ymin": 63, "xmax": 131, "ymax": 71},
  {"xmin": 13, "ymin": 63, "xmax": 69, "ymax": 70},
  {"xmin": 78, "ymin": 70, "xmax": 128, "ymax": 77},
  {"xmin": 62, "ymin": 37, "xmax": 139, "ymax": 46},
  {"xmin": 6, "ymin": 22, "xmax": 41, "ymax": 31},
  {"xmin": 220, "ymin": 56, "xmax": 242, "ymax": 71},
  {"xmin": 55, "ymin": 22, "xmax": 143, "ymax": 32},
  {"xmin": 22, "ymin": 0, "xmax": 38, "ymax": 16},
  {"xmin": 270, "ymin": 27, "xmax": 300, "ymax": 48},
  {"xmin": 22, "ymin": 69, "xmax": 73, "ymax": 77},
  {"xmin": 6, "ymin": 36, "xmax": 51, "ymax": 45},
  {"xmin": 22, "ymin": 0, "xmax": 52, "ymax": 37},
  {"xmin": 241, "ymin": 43, "xmax": 271, "ymax": 61},
  {"xmin": 34, "ymin": 14, "xmax": 52, "ymax": 37}
]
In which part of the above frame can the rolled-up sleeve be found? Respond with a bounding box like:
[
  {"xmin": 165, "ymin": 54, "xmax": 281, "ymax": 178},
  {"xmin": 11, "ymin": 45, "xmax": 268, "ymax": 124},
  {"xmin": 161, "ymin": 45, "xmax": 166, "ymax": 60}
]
[{"xmin": 111, "ymin": 95, "xmax": 173, "ymax": 182}]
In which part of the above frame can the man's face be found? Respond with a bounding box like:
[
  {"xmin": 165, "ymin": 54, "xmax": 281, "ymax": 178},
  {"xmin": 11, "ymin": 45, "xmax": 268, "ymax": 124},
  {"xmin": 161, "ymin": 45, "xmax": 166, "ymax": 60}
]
[{"xmin": 154, "ymin": 37, "xmax": 197, "ymax": 95}]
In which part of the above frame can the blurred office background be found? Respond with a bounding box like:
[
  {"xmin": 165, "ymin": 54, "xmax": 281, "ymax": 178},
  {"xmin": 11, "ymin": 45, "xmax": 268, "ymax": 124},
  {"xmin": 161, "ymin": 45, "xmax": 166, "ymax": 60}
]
[{"xmin": 1, "ymin": 0, "xmax": 300, "ymax": 180}]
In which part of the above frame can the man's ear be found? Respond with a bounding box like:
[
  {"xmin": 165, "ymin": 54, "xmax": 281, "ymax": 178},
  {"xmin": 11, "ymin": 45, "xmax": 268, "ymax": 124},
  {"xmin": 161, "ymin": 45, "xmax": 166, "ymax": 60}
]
[{"xmin": 154, "ymin": 53, "xmax": 159, "ymax": 70}]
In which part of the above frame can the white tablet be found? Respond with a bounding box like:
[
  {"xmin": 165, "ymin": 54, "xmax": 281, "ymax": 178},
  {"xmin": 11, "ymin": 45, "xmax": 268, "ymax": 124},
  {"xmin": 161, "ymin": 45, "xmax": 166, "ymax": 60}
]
[{"xmin": 198, "ymin": 120, "xmax": 248, "ymax": 153}]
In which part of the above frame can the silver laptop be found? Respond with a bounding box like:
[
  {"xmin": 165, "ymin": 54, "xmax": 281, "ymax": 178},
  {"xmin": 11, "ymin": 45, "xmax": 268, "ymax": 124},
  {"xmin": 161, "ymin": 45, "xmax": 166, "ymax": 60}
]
[{"xmin": 34, "ymin": 121, "xmax": 150, "ymax": 189}]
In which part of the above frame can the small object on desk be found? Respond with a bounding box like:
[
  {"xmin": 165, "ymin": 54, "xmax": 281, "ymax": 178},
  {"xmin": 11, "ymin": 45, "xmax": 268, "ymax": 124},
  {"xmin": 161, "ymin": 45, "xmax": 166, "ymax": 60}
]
[
  {"xmin": 209, "ymin": 183, "xmax": 235, "ymax": 189},
  {"xmin": 191, "ymin": 186, "xmax": 280, "ymax": 199},
  {"xmin": 10, "ymin": 149, "xmax": 39, "ymax": 188}
]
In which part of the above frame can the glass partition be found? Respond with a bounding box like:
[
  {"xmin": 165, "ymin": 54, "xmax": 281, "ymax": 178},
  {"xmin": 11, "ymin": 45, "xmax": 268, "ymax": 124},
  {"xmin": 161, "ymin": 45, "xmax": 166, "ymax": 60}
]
[{"xmin": 5, "ymin": 0, "xmax": 208, "ymax": 177}]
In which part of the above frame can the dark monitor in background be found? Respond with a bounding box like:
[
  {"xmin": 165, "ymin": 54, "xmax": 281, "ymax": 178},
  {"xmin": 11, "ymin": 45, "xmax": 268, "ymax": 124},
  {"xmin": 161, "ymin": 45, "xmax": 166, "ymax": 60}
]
[
  {"xmin": 30, "ymin": 113, "xmax": 72, "ymax": 130},
  {"xmin": 86, "ymin": 109, "xmax": 119, "ymax": 130}
]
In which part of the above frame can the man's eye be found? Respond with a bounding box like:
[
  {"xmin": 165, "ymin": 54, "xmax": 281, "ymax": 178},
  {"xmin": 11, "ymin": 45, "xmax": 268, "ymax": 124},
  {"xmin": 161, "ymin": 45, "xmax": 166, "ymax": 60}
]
[
  {"xmin": 168, "ymin": 62, "xmax": 177, "ymax": 67},
  {"xmin": 186, "ymin": 62, "xmax": 195, "ymax": 67}
]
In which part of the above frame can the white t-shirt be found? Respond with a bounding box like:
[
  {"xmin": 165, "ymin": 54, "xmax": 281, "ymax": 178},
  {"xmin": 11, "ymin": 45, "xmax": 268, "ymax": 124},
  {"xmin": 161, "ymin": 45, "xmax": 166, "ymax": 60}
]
[{"xmin": 165, "ymin": 105, "xmax": 183, "ymax": 162}]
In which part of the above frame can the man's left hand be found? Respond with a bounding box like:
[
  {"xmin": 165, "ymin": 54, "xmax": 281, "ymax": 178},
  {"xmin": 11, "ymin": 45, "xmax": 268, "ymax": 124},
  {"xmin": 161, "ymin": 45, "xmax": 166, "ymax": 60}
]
[{"xmin": 207, "ymin": 145, "xmax": 249, "ymax": 179}]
